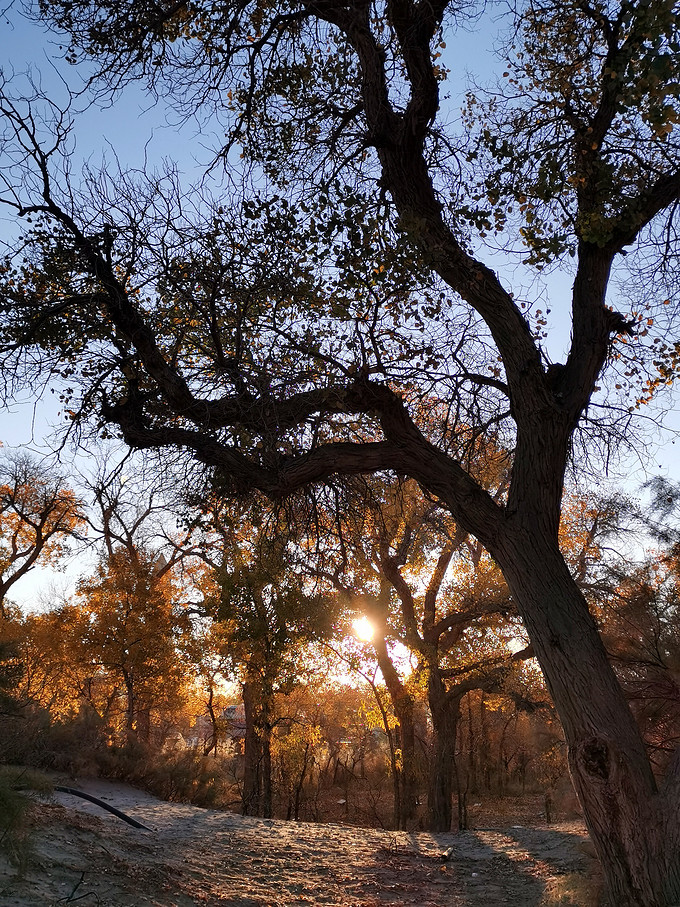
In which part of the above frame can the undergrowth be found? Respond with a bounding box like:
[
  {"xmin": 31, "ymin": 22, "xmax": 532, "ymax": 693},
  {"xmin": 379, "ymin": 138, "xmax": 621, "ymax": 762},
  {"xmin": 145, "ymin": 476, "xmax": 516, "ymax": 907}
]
[{"xmin": 0, "ymin": 766, "xmax": 52, "ymax": 876}]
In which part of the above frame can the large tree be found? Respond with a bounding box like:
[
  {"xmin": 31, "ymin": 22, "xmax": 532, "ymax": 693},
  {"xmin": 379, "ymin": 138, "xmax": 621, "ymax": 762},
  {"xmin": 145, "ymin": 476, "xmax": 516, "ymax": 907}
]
[{"xmin": 1, "ymin": 0, "xmax": 680, "ymax": 901}]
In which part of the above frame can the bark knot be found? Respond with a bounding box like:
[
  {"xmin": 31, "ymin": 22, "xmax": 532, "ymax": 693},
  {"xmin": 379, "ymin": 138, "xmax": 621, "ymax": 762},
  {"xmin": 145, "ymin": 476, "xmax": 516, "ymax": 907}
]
[{"xmin": 581, "ymin": 738, "xmax": 610, "ymax": 781}]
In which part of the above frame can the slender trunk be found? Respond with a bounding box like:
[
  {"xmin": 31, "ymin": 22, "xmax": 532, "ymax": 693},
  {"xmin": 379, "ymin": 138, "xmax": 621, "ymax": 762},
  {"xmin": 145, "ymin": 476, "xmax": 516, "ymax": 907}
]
[
  {"xmin": 122, "ymin": 666, "xmax": 135, "ymax": 743},
  {"xmin": 498, "ymin": 529, "xmax": 680, "ymax": 906},
  {"xmin": 373, "ymin": 635, "xmax": 418, "ymax": 828},
  {"xmin": 204, "ymin": 685, "xmax": 219, "ymax": 756},
  {"xmin": 480, "ymin": 693, "xmax": 491, "ymax": 791},
  {"xmin": 293, "ymin": 741, "xmax": 311, "ymax": 821},
  {"xmin": 467, "ymin": 694, "xmax": 477, "ymax": 793},
  {"xmin": 390, "ymin": 724, "xmax": 402, "ymax": 829},
  {"xmin": 454, "ymin": 722, "xmax": 468, "ymax": 830},
  {"xmin": 241, "ymin": 678, "xmax": 261, "ymax": 816},
  {"xmin": 261, "ymin": 701, "xmax": 272, "ymax": 819}
]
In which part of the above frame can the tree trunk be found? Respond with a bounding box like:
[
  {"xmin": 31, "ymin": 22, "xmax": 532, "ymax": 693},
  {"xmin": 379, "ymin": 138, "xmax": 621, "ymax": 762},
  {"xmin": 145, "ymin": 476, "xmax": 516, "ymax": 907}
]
[
  {"xmin": 466, "ymin": 694, "xmax": 477, "ymax": 793},
  {"xmin": 204, "ymin": 685, "xmax": 219, "ymax": 756},
  {"xmin": 373, "ymin": 634, "xmax": 418, "ymax": 828},
  {"xmin": 241, "ymin": 676, "xmax": 273, "ymax": 818},
  {"xmin": 122, "ymin": 666, "xmax": 135, "ymax": 744},
  {"xmin": 261, "ymin": 704, "xmax": 272, "ymax": 819},
  {"xmin": 242, "ymin": 678, "xmax": 262, "ymax": 816},
  {"xmin": 497, "ymin": 528, "xmax": 680, "ymax": 906},
  {"xmin": 427, "ymin": 677, "xmax": 460, "ymax": 832},
  {"xmin": 398, "ymin": 713, "xmax": 418, "ymax": 826},
  {"xmin": 136, "ymin": 706, "xmax": 150, "ymax": 744}
]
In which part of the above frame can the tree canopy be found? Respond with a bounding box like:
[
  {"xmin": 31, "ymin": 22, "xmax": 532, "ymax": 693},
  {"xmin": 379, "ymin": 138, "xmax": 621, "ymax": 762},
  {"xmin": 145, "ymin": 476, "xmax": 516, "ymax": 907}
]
[{"xmin": 1, "ymin": 0, "xmax": 680, "ymax": 902}]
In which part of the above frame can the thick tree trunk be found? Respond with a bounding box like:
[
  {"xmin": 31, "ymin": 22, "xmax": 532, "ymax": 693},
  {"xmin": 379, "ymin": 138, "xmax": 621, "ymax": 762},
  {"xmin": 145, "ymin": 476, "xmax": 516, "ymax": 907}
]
[
  {"xmin": 497, "ymin": 528, "xmax": 680, "ymax": 906},
  {"xmin": 427, "ymin": 679, "xmax": 460, "ymax": 832},
  {"xmin": 241, "ymin": 677, "xmax": 273, "ymax": 818}
]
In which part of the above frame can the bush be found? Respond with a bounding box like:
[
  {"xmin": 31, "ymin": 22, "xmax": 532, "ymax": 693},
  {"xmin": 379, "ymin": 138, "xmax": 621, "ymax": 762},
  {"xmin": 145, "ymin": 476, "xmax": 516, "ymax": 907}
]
[
  {"xmin": 0, "ymin": 767, "xmax": 52, "ymax": 876},
  {"xmin": 98, "ymin": 741, "xmax": 236, "ymax": 808}
]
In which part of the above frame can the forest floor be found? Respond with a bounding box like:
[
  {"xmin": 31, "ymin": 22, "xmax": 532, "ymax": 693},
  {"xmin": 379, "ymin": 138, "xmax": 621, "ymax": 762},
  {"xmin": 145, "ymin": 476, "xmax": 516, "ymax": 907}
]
[{"xmin": 0, "ymin": 778, "xmax": 602, "ymax": 906}]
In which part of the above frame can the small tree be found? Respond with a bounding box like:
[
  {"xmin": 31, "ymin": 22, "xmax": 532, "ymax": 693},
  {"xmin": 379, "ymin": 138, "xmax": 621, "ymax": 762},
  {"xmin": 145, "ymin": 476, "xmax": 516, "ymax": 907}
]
[
  {"xmin": 204, "ymin": 501, "xmax": 336, "ymax": 817},
  {"xmin": 75, "ymin": 546, "xmax": 193, "ymax": 744},
  {"xmin": 0, "ymin": 453, "xmax": 84, "ymax": 618}
]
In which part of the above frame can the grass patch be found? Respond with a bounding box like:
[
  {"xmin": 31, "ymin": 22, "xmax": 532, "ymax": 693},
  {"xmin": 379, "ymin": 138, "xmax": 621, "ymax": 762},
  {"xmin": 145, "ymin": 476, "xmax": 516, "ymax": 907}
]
[{"xmin": 541, "ymin": 870, "xmax": 603, "ymax": 906}]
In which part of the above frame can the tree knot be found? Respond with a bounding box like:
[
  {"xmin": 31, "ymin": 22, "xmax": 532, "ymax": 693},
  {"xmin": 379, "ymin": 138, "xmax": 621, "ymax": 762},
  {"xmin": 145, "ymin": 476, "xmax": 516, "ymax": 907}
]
[{"xmin": 581, "ymin": 738, "xmax": 610, "ymax": 781}]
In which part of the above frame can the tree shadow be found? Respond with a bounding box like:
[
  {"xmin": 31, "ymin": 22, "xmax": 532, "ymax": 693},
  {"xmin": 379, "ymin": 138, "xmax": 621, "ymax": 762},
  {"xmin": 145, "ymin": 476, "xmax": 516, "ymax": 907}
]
[{"xmin": 357, "ymin": 825, "xmax": 601, "ymax": 906}]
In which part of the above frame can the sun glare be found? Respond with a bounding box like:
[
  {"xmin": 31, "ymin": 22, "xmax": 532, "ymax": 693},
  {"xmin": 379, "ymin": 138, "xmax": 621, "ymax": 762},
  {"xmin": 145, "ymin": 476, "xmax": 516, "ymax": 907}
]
[{"xmin": 353, "ymin": 616, "xmax": 375, "ymax": 642}]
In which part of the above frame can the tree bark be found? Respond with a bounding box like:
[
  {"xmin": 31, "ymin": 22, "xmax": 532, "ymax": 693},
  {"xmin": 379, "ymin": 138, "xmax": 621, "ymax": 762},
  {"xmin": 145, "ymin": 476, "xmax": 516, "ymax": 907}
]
[
  {"xmin": 496, "ymin": 527, "xmax": 680, "ymax": 906},
  {"xmin": 204, "ymin": 686, "xmax": 219, "ymax": 756},
  {"xmin": 122, "ymin": 666, "xmax": 135, "ymax": 744},
  {"xmin": 241, "ymin": 677, "xmax": 262, "ymax": 816},
  {"xmin": 427, "ymin": 676, "xmax": 460, "ymax": 832},
  {"xmin": 261, "ymin": 705, "xmax": 273, "ymax": 819},
  {"xmin": 241, "ymin": 675, "xmax": 273, "ymax": 818},
  {"xmin": 293, "ymin": 741, "xmax": 311, "ymax": 821}
]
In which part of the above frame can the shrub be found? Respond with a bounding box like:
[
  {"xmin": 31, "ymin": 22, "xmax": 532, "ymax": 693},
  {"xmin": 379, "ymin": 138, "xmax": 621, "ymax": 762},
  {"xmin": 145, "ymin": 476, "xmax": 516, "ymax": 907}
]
[{"xmin": 0, "ymin": 766, "xmax": 52, "ymax": 876}]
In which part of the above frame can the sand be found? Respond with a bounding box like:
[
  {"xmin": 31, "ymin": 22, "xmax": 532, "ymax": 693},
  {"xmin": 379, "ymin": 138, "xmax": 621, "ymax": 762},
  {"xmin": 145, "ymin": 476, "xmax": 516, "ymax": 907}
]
[{"xmin": 0, "ymin": 778, "xmax": 599, "ymax": 906}]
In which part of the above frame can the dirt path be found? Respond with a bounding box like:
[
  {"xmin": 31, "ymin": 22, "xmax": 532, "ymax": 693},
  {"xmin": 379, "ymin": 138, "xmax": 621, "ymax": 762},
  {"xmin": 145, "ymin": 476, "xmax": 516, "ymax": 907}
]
[{"xmin": 0, "ymin": 780, "xmax": 601, "ymax": 906}]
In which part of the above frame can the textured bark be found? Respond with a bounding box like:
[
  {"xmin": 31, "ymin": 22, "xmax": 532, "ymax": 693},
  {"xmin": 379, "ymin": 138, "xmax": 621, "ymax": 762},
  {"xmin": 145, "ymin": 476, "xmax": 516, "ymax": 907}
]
[
  {"xmin": 427, "ymin": 679, "xmax": 460, "ymax": 832},
  {"xmin": 495, "ymin": 528, "xmax": 680, "ymax": 906},
  {"xmin": 242, "ymin": 677, "xmax": 273, "ymax": 819},
  {"xmin": 241, "ymin": 678, "xmax": 262, "ymax": 817}
]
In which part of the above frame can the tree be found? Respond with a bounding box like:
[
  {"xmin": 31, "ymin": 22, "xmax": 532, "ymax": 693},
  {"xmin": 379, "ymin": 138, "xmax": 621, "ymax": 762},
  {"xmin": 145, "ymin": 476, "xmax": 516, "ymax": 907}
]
[
  {"xmin": 0, "ymin": 453, "xmax": 84, "ymax": 618},
  {"xmin": 17, "ymin": 469, "xmax": 201, "ymax": 747},
  {"xmin": 74, "ymin": 546, "xmax": 194, "ymax": 744},
  {"xmin": 1, "ymin": 0, "xmax": 680, "ymax": 900},
  {"xmin": 361, "ymin": 484, "xmax": 525, "ymax": 831},
  {"xmin": 306, "ymin": 474, "xmax": 526, "ymax": 830},
  {"xmin": 0, "ymin": 453, "xmax": 84, "ymax": 725},
  {"xmin": 202, "ymin": 500, "xmax": 336, "ymax": 818},
  {"xmin": 301, "ymin": 480, "xmax": 425, "ymax": 830}
]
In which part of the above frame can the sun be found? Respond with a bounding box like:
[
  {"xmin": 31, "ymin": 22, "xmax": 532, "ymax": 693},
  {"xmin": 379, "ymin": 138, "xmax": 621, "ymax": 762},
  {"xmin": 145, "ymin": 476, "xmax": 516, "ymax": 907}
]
[{"xmin": 352, "ymin": 616, "xmax": 375, "ymax": 642}]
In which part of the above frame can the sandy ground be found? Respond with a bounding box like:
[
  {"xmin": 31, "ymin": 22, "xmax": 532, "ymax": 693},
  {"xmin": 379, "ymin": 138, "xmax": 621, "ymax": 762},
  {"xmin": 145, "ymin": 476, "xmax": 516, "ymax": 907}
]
[{"xmin": 0, "ymin": 779, "xmax": 601, "ymax": 906}]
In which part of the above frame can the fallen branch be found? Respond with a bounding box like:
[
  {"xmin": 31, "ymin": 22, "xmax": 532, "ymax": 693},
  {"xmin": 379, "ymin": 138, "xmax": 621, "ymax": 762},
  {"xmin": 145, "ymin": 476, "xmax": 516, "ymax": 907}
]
[{"xmin": 54, "ymin": 786, "xmax": 151, "ymax": 831}]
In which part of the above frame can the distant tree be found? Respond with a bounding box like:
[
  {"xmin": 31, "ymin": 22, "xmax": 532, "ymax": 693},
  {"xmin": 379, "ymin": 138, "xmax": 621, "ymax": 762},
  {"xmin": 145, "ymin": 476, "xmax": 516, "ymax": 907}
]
[
  {"xmin": 202, "ymin": 500, "xmax": 336, "ymax": 818},
  {"xmin": 0, "ymin": 636, "xmax": 23, "ymax": 718},
  {"xmin": 18, "ymin": 470, "xmax": 201, "ymax": 746},
  {"xmin": 0, "ymin": 453, "xmax": 85, "ymax": 618},
  {"xmin": 74, "ymin": 546, "xmax": 194, "ymax": 744},
  {"xmin": 305, "ymin": 473, "xmax": 528, "ymax": 831}
]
